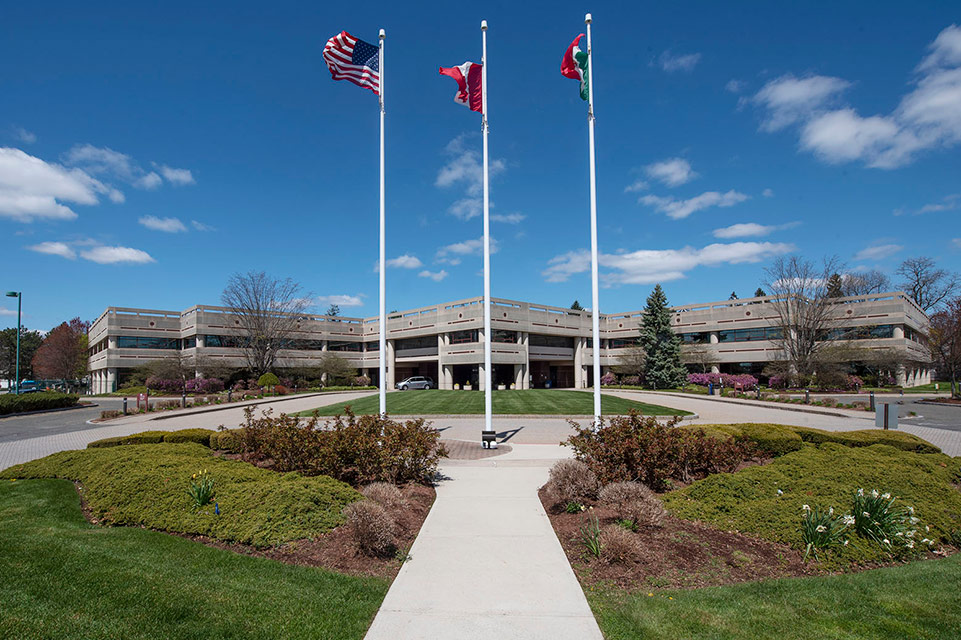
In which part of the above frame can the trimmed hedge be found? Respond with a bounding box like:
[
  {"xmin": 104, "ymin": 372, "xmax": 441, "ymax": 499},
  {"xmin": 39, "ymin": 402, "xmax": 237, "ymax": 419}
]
[
  {"xmin": 211, "ymin": 429, "xmax": 243, "ymax": 452},
  {"xmin": 663, "ymin": 443, "xmax": 961, "ymax": 568},
  {"xmin": 1, "ymin": 443, "xmax": 362, "ymax": 547},
  {"xmin": 88, "ymin": 431, "xmax": 171, "ymax": 448},
  {"xmin": 163, "ymin": 429, "xmax": 216, "ymax": 447},
  {"xmin": 0, "ymin": 392, "xmax": 79, "ymax": 416},
  {"xmin": 681, "ymin": 423, "xmax": 804, "ymax": 457},
  {"xmin": 789, "ymin": 426, "xmax": 941, "ymax": 454}
]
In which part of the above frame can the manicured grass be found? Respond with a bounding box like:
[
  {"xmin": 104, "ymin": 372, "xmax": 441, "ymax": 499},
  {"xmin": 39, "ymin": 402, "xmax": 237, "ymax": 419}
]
[
  {"xmin": 296, "ymin": 389, "xmax": 689, "ymax": 417},
  {"xmin": 1, "ymin": 443, "xmax": 361, "ymax": 547},
  {"xmin": 662, "ymin": 442, "xmax": 961, "ymax": 567},
  {"xmin": 0, "ymin": 478, "xmax": 387, "ymax": 640},
  {"xmin": 588, "ymin": 554, "xmax": 961, "ymax": 640}
]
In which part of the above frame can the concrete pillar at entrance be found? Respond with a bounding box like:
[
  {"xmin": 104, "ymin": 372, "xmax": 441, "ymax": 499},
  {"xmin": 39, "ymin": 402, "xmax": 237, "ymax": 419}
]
[
  {"xmin": 711, "ymin": 364, "xmax": 720, "ymax": 374},
  {"xmin": 386, "ymin": 340, "xmax": 396, "ymax": 389},
  {"xmin": 519, "ymin": 332, "xmax": 530, "ymax": 389},
  {"xmin": 513, "ymin": 363, "xmax": 527, "ymax": 390},
  {"xmin": 441, "ymin": 365, "xmax": 454, "ymax": 390},
  {"xmin": 478, "ymin": 363, "xmax": 487, "ymax": 391},
  {"xmin": 573, "ymin": 337, "xmax": 585, "ymax": 389},
  {"xmin": 896, "ymin": 364, "xmax": 907, "ymax": 387},
  {"xmin": 106, "ymin": 368, "xmax": 117, "ymax": 393}
]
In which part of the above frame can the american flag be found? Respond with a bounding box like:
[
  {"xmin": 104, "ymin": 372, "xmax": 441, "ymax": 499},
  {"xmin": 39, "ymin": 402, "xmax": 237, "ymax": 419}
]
[{"xmin": 323, "ymin": 31, "xmax": 380, "ymax": 95}]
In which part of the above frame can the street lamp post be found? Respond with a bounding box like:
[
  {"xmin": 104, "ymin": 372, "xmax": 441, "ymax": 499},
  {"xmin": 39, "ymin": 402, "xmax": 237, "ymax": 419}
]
[{"xmin": 5, "ymin": 292, "xmax": 21, "ymax": 395}]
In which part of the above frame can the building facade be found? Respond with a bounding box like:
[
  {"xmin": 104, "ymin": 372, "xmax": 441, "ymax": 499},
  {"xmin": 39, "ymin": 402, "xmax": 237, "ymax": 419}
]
[{"xmin": 87, "ymin": 291, "xmax": 932, "ymax": 393}]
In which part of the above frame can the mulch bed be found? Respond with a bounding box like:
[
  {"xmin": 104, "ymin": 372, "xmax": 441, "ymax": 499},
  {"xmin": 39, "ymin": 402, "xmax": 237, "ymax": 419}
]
[{"xmin": 539, "ymin": 487, "xmax": 815, "ymax": 591}]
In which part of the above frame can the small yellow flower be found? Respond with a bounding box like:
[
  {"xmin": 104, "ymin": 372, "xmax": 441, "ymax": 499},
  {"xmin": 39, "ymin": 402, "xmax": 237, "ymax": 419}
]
[
  {"xmin": 668, "ymin": 596, "xmax": 673, "ymax": 600},
  {"xmin": 647, "ymin": 592, "xmax": 653, "ymax": 597}
]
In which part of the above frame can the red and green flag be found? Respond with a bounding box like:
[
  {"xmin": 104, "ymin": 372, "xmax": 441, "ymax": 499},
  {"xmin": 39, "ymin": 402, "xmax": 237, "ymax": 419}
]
[{"xmin": 561, "ymin": 33, "xmax": 588, "ymax": 101}]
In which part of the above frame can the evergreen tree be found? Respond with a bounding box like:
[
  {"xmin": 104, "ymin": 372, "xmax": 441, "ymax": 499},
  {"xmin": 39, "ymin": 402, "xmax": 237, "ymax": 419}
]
[
  {"xmin": 754, "ymin": 287, "xmax": 766, "ymax": 297},
  {"xmin": 729, "ymin": 291, "xmax": 738, "ymax": 300},
  {"xmin": 826, "ymin": 273, "xmax": 844, "ymax": 298},
  {"xmin": 570, "ymin": 300, "xmax": 584, "ymax": 310},
  {"xmin": 640, "ymin": 284, "xmax": 687, "ymax": 389}
]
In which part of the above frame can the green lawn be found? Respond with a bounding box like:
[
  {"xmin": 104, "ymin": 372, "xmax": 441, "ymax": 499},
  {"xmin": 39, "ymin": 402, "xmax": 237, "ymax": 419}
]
[
  {"xmin": 589, "ymin": 554, "xmax": 961, "ymax": 640},
  {"xmin": 0, "ymin": 478, "xmax": 387, "ymax": 640},
  {"xmin": 296, "ymin": 389, "xmax": 689, "ymax": 417}
]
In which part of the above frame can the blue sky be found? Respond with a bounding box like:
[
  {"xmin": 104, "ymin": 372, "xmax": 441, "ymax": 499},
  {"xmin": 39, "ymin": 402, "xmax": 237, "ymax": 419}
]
[{"xmin": 2, "ymin": 1, "xmax": 960, "ymax": 331}]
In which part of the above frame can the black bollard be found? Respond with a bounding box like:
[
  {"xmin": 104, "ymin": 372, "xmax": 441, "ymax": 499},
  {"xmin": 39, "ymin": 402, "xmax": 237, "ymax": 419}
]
[{"xmin": 123, "ymin": 397, "xmax": 127, "ymax": 415}]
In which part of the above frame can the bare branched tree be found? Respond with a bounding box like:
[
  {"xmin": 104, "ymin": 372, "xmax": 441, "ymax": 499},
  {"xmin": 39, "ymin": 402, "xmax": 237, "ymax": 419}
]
[
  {"xmin": 681, "ymin": 343, "xmax": 715, "ymax": 373},
  {"xmin": 221, "ymin": 272, "xmax": 311, "ymax": 376},
  {"xmin": 317, "ymin": 352, "xmax": 356, "ymax": 386},
  {"xmin": 928, "ymin": 298, "xmax": 961, "ymax": 397},
  {"xmin": 764, "ymin": 256, "xmax": 845, "ymax": 382},
  {"xmin": 896, "ymin": 256, "xmax": 959, "ymax": 312},
  {"xmin": 611, "ymin": 344, "xmax": 646, "ymax": 378},
  {"xmin": 842, "ymin": 270, "xmax": 892, "ymax": 296}
]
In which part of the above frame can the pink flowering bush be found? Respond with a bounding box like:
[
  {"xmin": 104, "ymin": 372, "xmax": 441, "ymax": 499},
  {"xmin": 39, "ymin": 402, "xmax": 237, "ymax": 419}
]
[
  {"xmin": 687, "ymin": 373, "xmax": 758, "ymax": 388},
  {"xmin": 185, "ymin": 378, "xmax": 225, "ymax": 394},
  {"xmin": 600, "ymin": 372, "xmax": 617, "ymax": 386}
]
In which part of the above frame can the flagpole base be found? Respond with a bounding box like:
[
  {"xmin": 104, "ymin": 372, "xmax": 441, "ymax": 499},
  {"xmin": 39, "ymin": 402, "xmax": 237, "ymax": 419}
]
[{"xmin": 481, "ymin": 430, "xmax": 497, "ymax": 449}]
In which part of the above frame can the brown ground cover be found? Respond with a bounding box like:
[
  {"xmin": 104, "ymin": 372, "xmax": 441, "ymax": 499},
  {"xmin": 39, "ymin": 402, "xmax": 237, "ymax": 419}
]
[{"xmin": 539, "ymin": 486, "xmax": 815, "ymax": 590}]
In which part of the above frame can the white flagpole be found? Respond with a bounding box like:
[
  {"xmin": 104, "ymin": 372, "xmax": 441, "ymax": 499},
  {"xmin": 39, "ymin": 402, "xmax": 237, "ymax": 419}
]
[
  {"xmin": 378, "ymin": 28, "xmax": 387, "ymax": 415},
  {"xmin": 586, "ymin": 14, "xmax": 601, "ymax": 425},
  {"xmin": 481, "ymin": 19, "xmax": 493, "ymax": 441}
]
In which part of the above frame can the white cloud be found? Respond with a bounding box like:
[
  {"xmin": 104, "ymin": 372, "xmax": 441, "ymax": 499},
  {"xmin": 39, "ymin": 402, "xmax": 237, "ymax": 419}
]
[
  {"xmin": 712, "ymin": 221, "xmax": 799, "ymax": 238},
  {"xmin": 644, "ymin": 157, "xmax": 697, "ymax": 187},
  {"xmin": 316, "ymin": 294, "xmax": 364, "ymax": 308},
  {"xmin": 624, "ymin": 178, "xmax": 649, "ymax": 193},
  {"xmin": 0, "ymin": 307, "xmax": 16, "ymax": 317},
  {"xmin": 80, "ymin": 245, "xmax": 155, "ymax": 264},
  {"xmin": 12, "ymin": 127, "xmax": 36, "ymax": 144},
  {"xmin": 750, "ymin": 74, "xmax": 851, "ymax": 131},
  {"xmin": 191, "ymin": 220, "xmax": 215, "ymax": 231},
  {"xmin": 657, "ymin": 51, "xmax": 702, "ymax": 73},
  {"xmin": 139, "ymin": 215, "xmax": 187, "ymax": 233},
  {"xmin": 156, "ymin": 164, "xmax": 196, "ymax": 186},
  {"xmin": 762, "ymin": 188, "xmax": 775, "ymax": 197},
  {"xmin": 27, "ymin": 241, "xmax": 77, "ymax": 259},
  {"xmin": 918, "ymin": 193, "xmax": 961, "ymax": 213},
  {"xmin": 543, "ymin": 241, "xmax": 795, "ymax": 284},
  {"xmin": 491, "ymin": 213, "xmax": 525, "ymax": 224},
  {"xmin": 751, "ymin": 25, "xmax": 961, "ymax": 168},
  {"xmin": 640, "ymin": 190, "xmax": 749, "ymax": 220},
  {"xmin": 436, "ymin": 236, "xmax": 499, "ymax": 264},
  {"xmin": 418, "ymin": 269, "xmax": 449, "ymax": 282},
  {"xmin": 134, "ymin": 172, "xmax": 162, "ymax": 190},
  {"xmin": 952, "ymin": 238, "xmax": 961, "ymax": 249},
  {"xmin": 0, "ymin": 147, "xmax": 116, "ymax": 222},
  {"xmin": 853, "ymin": 243, "xmax": 902, "ymax": 261},
  {"xmin": 725, "ymin": 79, "xmax": 745, "ymax": 94},
  {"xmin": 436, "ymin": 134, "xmax": 505, "ymax": 219},
  {"xmin": 387, "ymin": 254, "xmax": 423, "ymax": 269}
]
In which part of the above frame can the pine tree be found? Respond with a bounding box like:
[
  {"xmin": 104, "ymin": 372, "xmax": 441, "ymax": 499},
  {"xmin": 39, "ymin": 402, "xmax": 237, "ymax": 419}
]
[
  {"xmin": 754, "ymin": 287, "xmax": 766, "ymax": 297},
  {"xmin": 826, "ymin": 273, "xmax": 844, "ymax": 298},
  {"xmin": 729, "ymin": 291, "xmax": 738, "ymax": 300},
  {"xmin": 640, "ymin": 284, "xmax": 687, "ymax": 389},
  {"xmin": 570, "ymin": 300, "xmax": 584, "ymax": 310}
]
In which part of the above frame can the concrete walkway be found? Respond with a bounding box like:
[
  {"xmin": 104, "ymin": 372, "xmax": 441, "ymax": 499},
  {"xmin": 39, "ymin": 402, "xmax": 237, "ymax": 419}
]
[{"xmin": 365, "ymin": 444, "xmax": 602, "ymax": 640}]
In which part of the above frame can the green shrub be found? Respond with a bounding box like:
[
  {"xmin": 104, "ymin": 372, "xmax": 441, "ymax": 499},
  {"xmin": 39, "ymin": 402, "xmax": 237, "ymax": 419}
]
[
  {"xmin": 565, "ymin": 413, "xmax": 759, "ymax": 491},
  {"xmin": 789, "ymin": 426, "xmax": 941, "ymax": 454},
  {"xmin": 164, "ymin": 428, "xmax": 216, "ymax": 447},
  {"xmin": 87, "ymin": 430, "xmax": 171, "ymax": 448},
  {"xmin": 680, "ymin": 423, "xmax": 804, "ymax": 457},
  {"xmin": 1, "ymin": 443, "xmax": 361, "ymax": 547},
  {"xmin": 236, "ymin": 407, "xmax": 447, "ymax": 486},
  {"xmin": 663, "ymin": 443, "xmax": 961, "ymax": 568},
  {"xmin": 0, "ymin": 392, "xmax": 79, "ymax": 416},
  {"xmin": 211, "ymin": 428, "xmax": 244, "ymax": 452},
  {"xmin": 258, "ymin": 372, "xmax": 280, "ymax": 388}
]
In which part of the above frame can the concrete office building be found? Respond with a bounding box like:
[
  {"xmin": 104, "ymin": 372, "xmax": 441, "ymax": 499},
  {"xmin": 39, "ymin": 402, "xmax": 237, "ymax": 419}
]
[{"xmin": 88, "ymin": 291, "xmax": 932, "ymax": 394}]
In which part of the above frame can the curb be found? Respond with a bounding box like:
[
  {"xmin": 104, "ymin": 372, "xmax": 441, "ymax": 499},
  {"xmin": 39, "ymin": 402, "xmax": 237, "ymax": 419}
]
[
  {"xmin": 147, "ymin": 390, "xmax": 374, "ymax": 421},
  {"xmin": 616, "ymin": 390, "xmax": 862, "ymax": 419},
  {"xmin": 916, "ymin": 399, "xmax": 961, "ymax": 409},
  {"xmin": 0, "ymin": 403, "xmax": 96, "ymax": 420},
  {"xmin": 300, "ymin": 412, "xmax": 699, "ymax": 421}
]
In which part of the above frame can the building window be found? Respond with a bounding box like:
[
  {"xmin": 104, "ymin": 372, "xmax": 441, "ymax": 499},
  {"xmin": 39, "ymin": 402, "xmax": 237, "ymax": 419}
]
[
  {"xmin": 819, "ymin": 324, "xmax": 895, "ymax": 341},
  {"xmin": 182, "ymin": 336, "xmax": 197, "ymax": 349},
  {"xmin": 366, "ymin": 341, "xmax": 379, "ymax": 352},
  {"xmin": 718, "ymin": 328, "xmax": 782, "ymax": 343},
  {"xmin": 286, "ymin": 339, "xmax": 324, "ymax": 351},
  {"xmin": 328, "ymin": 340, "xmax": 362, "ymax": 352},
  {"xmin": 450, "ymin": 329, "xmax": 479, "ymax": 344},
  {"xmin": 492, "ymin": 329, "xmax": 517, "ymax": 343},
  {"xmin": 396, "ymin": 336, "xmax": 436, "ymax": 351},
  {"xmin": 529, "ymin": 334, "xmax": 575, "ymax": 349},
  {"xmin": 117, "ymin": 336, "xmax": 180, "ymax": 349},
  {"xmin": 681, "ymin": 332, "xmax": 709, "ymax": 344},
  {"xmin": 204, "ymin": 334, "xmax": 245, "ymax": 348}
]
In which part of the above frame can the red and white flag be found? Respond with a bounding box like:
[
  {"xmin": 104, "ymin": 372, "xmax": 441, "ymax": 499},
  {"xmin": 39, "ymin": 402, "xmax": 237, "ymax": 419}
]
[{"xmin": 438, "ymin": 62, "xmax": 483, "ymax": 112}]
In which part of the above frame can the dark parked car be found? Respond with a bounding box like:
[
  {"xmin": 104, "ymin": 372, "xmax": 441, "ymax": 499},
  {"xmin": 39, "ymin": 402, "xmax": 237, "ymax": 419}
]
[{"xmin": 395, "ymin": 376, "xmax": 434, "ymax": 390}]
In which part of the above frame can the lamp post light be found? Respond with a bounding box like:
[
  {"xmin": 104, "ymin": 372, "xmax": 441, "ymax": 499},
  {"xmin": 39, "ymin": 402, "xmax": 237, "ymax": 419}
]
[{"xmin": 5, "ymin": 291, "xmax": 21, "ymax": 395}]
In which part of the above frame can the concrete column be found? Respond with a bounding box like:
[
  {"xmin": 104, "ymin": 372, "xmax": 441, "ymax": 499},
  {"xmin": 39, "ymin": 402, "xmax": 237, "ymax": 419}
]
[
  {"xmin": 108, "ymin": 336, "xmax": 117, "ymax": 349},
  {"xmin": 441, "ymin": 365, "xmax": 454, "ymax": 390},
  {"xmin": 573, "ymin": 337, "xmax": 585, "ymax": 389},
  {"xmin": 893, "ymin": 325, "xmax": 905, "ymax": 340},
  {"xmin": 478, "ymin": 363, "xmax": 487, "ymax": 391},
  {"xmin": 896, "ymin": 364, "xmax": 907, "ymax": 387},
  {"xmin": 196, "ymin": 335, "xmax": 206, "ymax": 348},
  {"xmin": 710, "ymin": 364, "xmax": 721, "ymax": 374},
  {"xmin": 106, "ymin": 368, "xmax": 117, "ymax": 393},
  {"xmin": 709, "ymin": 331, "xmax": 719, "ymax": 344},
  {"xmin": 386, "ymin": 340, "xmax": 396, "ymax": 389},
  {"xmin": 519, "ymin": 331, "xmax": 530, "ymax": 389}
]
